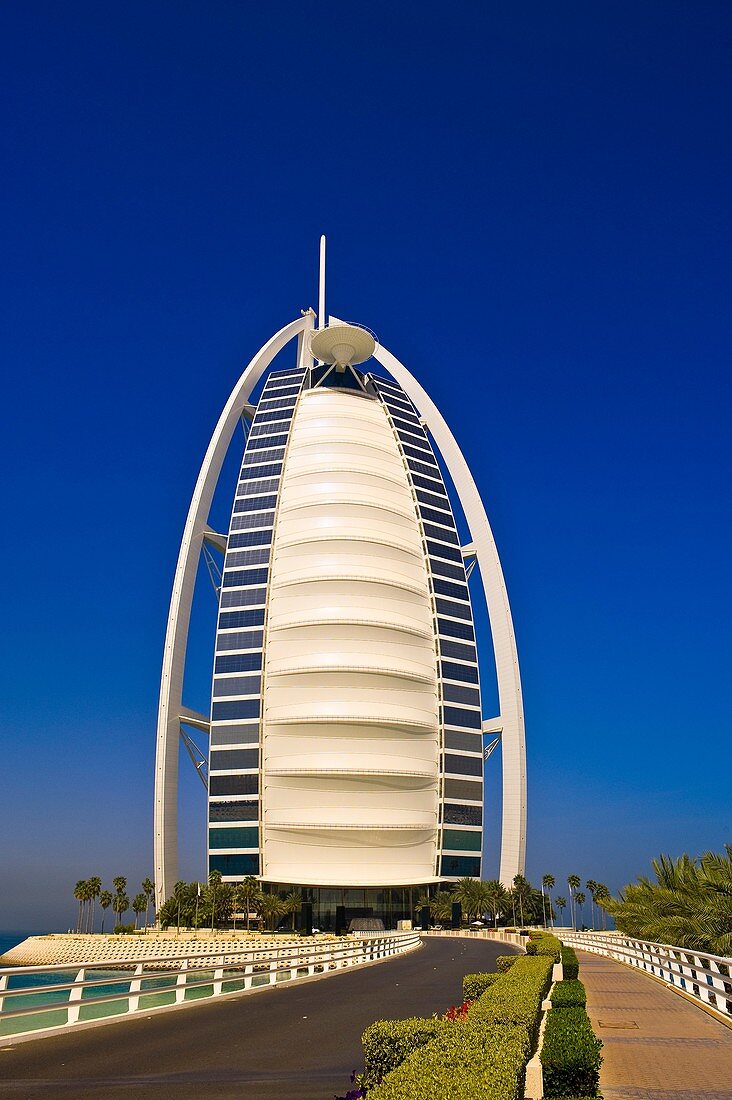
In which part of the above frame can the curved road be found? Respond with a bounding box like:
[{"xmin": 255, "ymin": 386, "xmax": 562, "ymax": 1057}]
[{"xmin": 0, "ymin": 937, "xmax": 512, "ymax": 1099}]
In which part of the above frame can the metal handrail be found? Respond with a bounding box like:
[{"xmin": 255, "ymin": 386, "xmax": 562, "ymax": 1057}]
[
  {"xmin": 0, "ymin": 932, "xmax": 420, "ymax": 1039},
  {"xmin": 560, "ymin": 931, "xmax": 732, "ymax": 1022}
]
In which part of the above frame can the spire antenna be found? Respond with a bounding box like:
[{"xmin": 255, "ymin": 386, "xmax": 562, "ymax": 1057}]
[{"xmin": 318, "ymin": 235, "xmax": 326, "ymax": 330}]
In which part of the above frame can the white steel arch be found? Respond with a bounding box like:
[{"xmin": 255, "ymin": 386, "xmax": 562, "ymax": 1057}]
[
  {"xmin": 154, "ymin": 314, "xmax": 311, "ymax": 910},
  {"xmin": 344, "ymin": 328, "xmax": 528, "ymax": 885}
]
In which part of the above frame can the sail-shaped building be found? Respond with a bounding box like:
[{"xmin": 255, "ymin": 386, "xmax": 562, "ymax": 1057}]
[{"xmin": 154, "ymin": 255, "xmax": 526, "ymax": 927}]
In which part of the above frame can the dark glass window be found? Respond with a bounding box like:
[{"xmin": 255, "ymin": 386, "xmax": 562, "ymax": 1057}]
[
  {"xmin": 261, "ymin": 382, "xmax": 300, "ymax": 397},
  {"xmin": 443, "ymin": 705, "xmax": 482, "ymax": 730},
  {"xmin": 445, "ymin": 729, "xmax": 483, "ymax": 753},
  {"xmin": 412, "ymin": 472, "xmax": 445, "ymax": 493},
  {"xmin": 403, "ymin": 444, "xmax": 437, "ymax": 466},
  {"xmin": 427, "ymin": 539, "xmax": 462, "ymax": 563},
  {"xmin": 256, "ymin": 396, "xmax": 297, "ymax": 411},
  {"xmin": 217, "ymin": 607, "xmax": 265, "ymax": 630},
  {"xmin": 443, "ymin": 802, "xmax": 482, "ymax": 827},
  {"xmin": 210, "ymin": 723, "xmax": 260, "ymax": 746},
  {"xmin": 215, "ymin": 629, "xmax": 263, "ymax": 652},
  {"xmin": 210, "ymin": 748, "xmax": 259, "ymax": 771},
  {"xmin": 441, "ymin": 661, "xmax": 479, "ymax": 685},
  {"xmin": 245, "ymin": 437, "xmax": 288, "ymax": 453},
  {"xmin": 236, "ymin": 477, "xmax": 279, "ymax": 497},
  {"xmin": 442, "ymin": 682, "xmax": 481, "ymax": 706},
  {"xmin": 239, "ymin": 461, "xmax": 283, "ymax": 477},
  {"xmin": 431, "ymin": 558, "xmax": 467, "ymax": 581},
  {"xmin": 383, "ymin": 393, "xmax": 414, "ymax": 413},
  {"xmin": 269, "ymin": 368, "xmax": 304, "ymax": 381},
  {"xmin": 222, "ymin": 568, "xmax": 269, "ymax": 588},
  {"xmin": 444, "ymin": 778, "xmax": 482, "ymax": 802},
  {"xmin": 225, "ymin": 548, "xmax": 270, "ymax": 568},
  {"xmin": 444, "ymin": 752, "xmax": 482, "ymax": 776},
  {"xmin": 219, "ymin": 587, "xmax": 266, "ymax": 608},
  {"xmin": 421, "ymin": 506, "xmax": 454, "ymax": 527},
  {"xmin": 233, "ymin": 494, "xmax": 278, "ymax": 513},
  {"xmin": 439, "ymin": 638, "xmax": 477, "ymax": 663},
  {"xmin": 436, "ymin": 598, "xmax": 472, "ymax": 621},
  {"xmin": 208, "ymin": 800, "xmax": 259, "ymax": 822},
  {"xmin": 208, "ymin": 854, "xmax": 260, "ymax": 876},
  {"xmin": 209, "ymin": 774, "xmax": 259, "ymax": 796},
  {"xmin": 440, "ymin": 855, "xmax": 481, "ymax": 878},
  {"xmin": 212, "ymin": 675, "xmax": 261, "ymax": 698},
  {"xmin": 230, "ymin": 511, "xmax": 275, "ymax": 531},
  {"xmin": 396, "ymin": 425, "xmax": 429, "ymax": 448},
  {"xmin": 408, "ymin": 457, "xmax": 442, "ymax": 479},
  {"xmin": 212, "ymin": 698, "xmax": 261, "ymax": 721},
  {"xmin": 424, "ymin": 523, "xmax": 459, "ymax": 544},
  {"xmin": 391, "ymin": 413, "xmax": 422, "ymax": 433},
  {"xmin": 209, "ymin": 826, "xmax": 259, "ymax": 850},
  {"xmin": 438, "ymin": 617, "xmax": 475, "ymax": 641},
  {"xmin": 417, "ymin": 488, "xmax": 450, "ymax": 511},
  {"xmin": 442, "ymin": 828, "xmax": 481, "ymax": 852},
  {"xmin": 252, "ymin": 409, "xmax": 293, "ymax": 426},
  {"xmin": 215, "ymin": 651, "xmax": 262, "ymax": 674},
  {"xmin": 228, "ymin": 530, "xmax": 272, "ymax": 549},
  {"xmin": 434, "ymin": 577, "xmax": 469, "ymax": 601}
]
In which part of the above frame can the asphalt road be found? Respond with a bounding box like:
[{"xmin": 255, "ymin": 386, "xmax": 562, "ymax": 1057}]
[{"xmin": 0, "ymin": 937, "xmax": 513, "ymax": 1099}]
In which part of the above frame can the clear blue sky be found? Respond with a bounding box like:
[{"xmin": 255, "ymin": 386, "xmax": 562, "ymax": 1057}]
[{"xmin": 1, "ymin": 1, "xmax": 729, "ymax": 931}]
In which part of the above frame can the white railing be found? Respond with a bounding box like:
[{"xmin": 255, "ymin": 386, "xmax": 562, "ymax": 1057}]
[
  {"xmin": 0, "ymin": 932, "xmax": 420, "ymax": 1042},
  {"xmin": 560, "ymin": 931, "xmax": 732, "ymax": 1023},
  {"xmin": 421, "ymin": 928, "xmax": 529, "ymax": 949}
]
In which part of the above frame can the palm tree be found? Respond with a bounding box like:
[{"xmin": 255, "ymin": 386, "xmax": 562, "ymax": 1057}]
[
  {"xmin": 567, "ymin": 874, "xmax": 581, "ymax": 930},
  {"xmin": 542, "ymin": 874, "xmax": 555, "ymax": 928},
  {"xmin": 99, "ymin": 890, "xmax": 113, "ymax": 933},
  {"xmin": 595, "ymin": 883, "xmax": 611, "ymax": 929},
  {"xmin": 256, "ymin": 892, "xmax": 286, "ymax": 932},
  {"xmin": 112, "ymin": 876, "xmax": 127, "ymax": 895},
  {"xmin": 430, "ymin": 892, "xmax": 454, "ymax": 925},
  {"xmin": 86, "ymin": 876, "xmax": 102, "ymax": 934},
  {"xmin": 555, "ymin": 895, "xmax": 567, "ymax": 925},
  {"xmin": 512, "ymin": 875, "xmax": 531, "ymax": 927},
  {"xmin": 236, "ymin": 876, "xmax": 261, "ymax": 932},
  {"xmin": 586, "ymin": 880, "xmax": 598, "ymax": 929},
  {"xmin": 132, "ymin": 894, "xmax": 147, "ymax": 930},
  {"xmin": 604, "ymin": 845, "xmax": 732, "ymax": 954},
  {"xmin": 481, "ymin": 880, "xmax": 507, "ymax": 927},
  {"xmin": 284, "ymin": 889, "xmax": 302, "ymax": 931},
  {"xmin": 141, "ymin": 878, "xmax": 155, "ymax": 928},
  {"xmin": 173, "ymin": 880, "xmax": 187, "ymax": 934},
  {"xmin": 73, "ymin": 880, "xmax": 87, "ymax": 933},
  {"xmin": 575, "ymin": 891, "xmax": 586, "ymax": 928},
  {"xmin": 451, "ymin": 877, "xmax": 482, "ymax": 922},
  {"xmin": 207, "ymin": 870, "xmax": 223, "ymax": 932},
  {"xmin": 112, "ymin": 891, "xmax": 129, "ymax": 927}
]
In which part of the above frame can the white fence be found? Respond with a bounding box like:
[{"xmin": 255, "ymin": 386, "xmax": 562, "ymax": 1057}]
[
  {"xmin": 560, "ymin": 931, "xmax": 732, "ymax": 1024},
  {"xmin": 0, "ymin": 932, "xmax": 420, "ymax": 1042}
]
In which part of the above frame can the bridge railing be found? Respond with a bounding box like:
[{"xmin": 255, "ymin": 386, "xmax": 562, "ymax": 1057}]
[
  {"xmin": 560, "ymin": 931, "xmax": 732, "ymax": 1023},
  {"xmin": 0, "ymin": 931, "xmax": 420, "ymax": 1041}
]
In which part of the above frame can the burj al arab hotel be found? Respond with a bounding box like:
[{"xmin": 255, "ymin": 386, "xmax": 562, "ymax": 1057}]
[{"xmin": 154, "ymin": 241, "xmax": 526, "ymax": 926}]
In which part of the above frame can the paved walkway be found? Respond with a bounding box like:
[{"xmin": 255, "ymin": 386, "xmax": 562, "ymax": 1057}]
[
  {"xmin": 579, "ymin": 950, "xmax": 732, "ymax": 1100},
  {"xmin": 0, "ymin": 936, "xmax": 510, "ymax": 1099}
]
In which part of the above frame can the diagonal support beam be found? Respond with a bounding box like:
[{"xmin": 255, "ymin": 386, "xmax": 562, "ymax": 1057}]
[
  {"xmin": 179, "ymin": 726, "xmax": 208, "ymax": 791},
  {"xmin": 203, "ymin": 527, "xmax": 228, "ymax": 554},
  {"xmin": 179, "ymin": 706, "xmax": 210, "ymax": 734}
]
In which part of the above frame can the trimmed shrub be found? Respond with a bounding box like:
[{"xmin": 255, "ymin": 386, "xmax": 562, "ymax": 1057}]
[
  {"xmin": 496, "ymin": 955, "xmax": 518, "ymax": 972},
  {"xmin": 365, "ymin": 956, "xmax": 553, "ymax": 1099},
  {"xmin": 529, "ymin": 932, "xmax": 562, "ymax": 961},
  {"xmin": 463, "ymin": 971, "xmax": 500, "ymax": 1000},
  {"xmin": 541, "ymin": 1006, "xmax": 603, "ymax": 1098},
  {"xmin": 367, "ymin": 1020, "xmax": 530, "ymax": 1100},
  {"xmin": 551, "ymin": 980, "xmax": 586, "ymax": 1008},
  {"xmin": 525, "ymin": 941, "xmax": 538, "ymax": 954},
  {"xmin": 561, "ymin": 946, "xmax": 579, "ymax": 979},
  {"xmin": 362, "ymin": 1018, "xmax": 444, "ymax": 1087}
]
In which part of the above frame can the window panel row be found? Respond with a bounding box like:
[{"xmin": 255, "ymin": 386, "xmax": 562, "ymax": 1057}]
[
  {"xmin": 440, "ymin": 660, "xmax": 479, "ymax": 685},
  {"xmin": 440, "ymin": 855, "xmax": 481, "ymax": 878},
  {"xmin": 225, "ymin": 548, "xmax": 271, "ymax": 568},
  {"xmin": 208, "ymin": 826, "xmax": 259, "ymax": 850},
  {"xmin": 427, "ymin": 539, "xmax": 463, "ymax": 563},
  {"xmin": 444, "ymin": 752, "xmax": 483, "ymax": 776},
  {"xmin": 433, "ymin": 577, "xmax": 469, "ymax": 601},
  {"xmin": 218, "ymin": 608, "xmax": 266, "ymax": 630},
  {"xmin": 424, "ymin": 522, "xmax": 459, "ymax": 545},
  {"xmin": 236, "ymin": 476, "xmax": 280, "ymax": 496},
  {"xmin": 230, "ymin": 511, "xmax": 275, "ymax": 531},
  {"xmin": 210, "ymin": 748, "xmax": 259, "ymax": 771},
  {"xmin": 214, "ymin": 651, "xmax": 263, "ymax": 674},
  {"xmin": 208, "ymin": 854, "xmax": 260, "ymax": 876},
  {"xmin": 222, "ymin": 567, "xmax": 269, "ymax": 588},
  {"xmin": 431, "ymin": 557, "xmax": 467, "ymax": 581},
  {"xmin": 442, "ymin": 828, "xmax": 481, "ymax": 852},
  {"xmin": 443, "ymin": 802, "xmax": 482, "ymax": 827},
  {"xmin": 212, "ymin": 675, "xmax": 261, "ymax": 699},
  {"xmin": 439, "ymin": 637, "xmax": 478, "ymax": 663},
  {"xmin": 443, "ymin": 778, "xmax": 482, "ymax": 802},
  {"xmin": 436, "ymin": 597, "xmax": 472, "ymax": 621},
  {"xmin": 215, "ymin": 629, "xmax": 264, "ymax": 652},
  {"xmin": 444, "ymin": 729, "xmax": 483, "ymax": 753},
  {"xmin": 228, "ymin": 530, "xmax": 273, "ymax": 550},
  {"xmin": 442, "ymin": 681, "xmax": 481, "ymax": 707},
  {"xmin": 438, "ymin": 617, "xmax": 475, "ymax": 642},
  {"xmin": 443, "ymin": 705, "xmax": 482, "ymax": 730},
  {"xmin": 219, "ymin": 587, "xmax": 266, "ymax": 609},
  {"xmin": 209, "ymin": 799, "xmax": 259, "ymax": 822},
  {"xmin": 209, "ymin": 773, "xmax": 259, "ymax": 796}
]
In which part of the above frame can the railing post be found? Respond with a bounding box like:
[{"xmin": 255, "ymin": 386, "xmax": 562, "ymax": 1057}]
[
  {"xmin": 128, "ymin": 963, "xmax": 144, "ymax": 1014},
  {"xmin": 67, "ymin": 967, "xmax": 85, "ymax": 1025},
  {"xmin": 176, "ymin": 958, "xmax": 188, "ymax": 1003},
  {"xmin": 0, "ymin": 974, "xmax": 7, "ymax": 1014},
  {"xmin": 213, "ymin": 959, "xmax": 224, "ymax": 997}
]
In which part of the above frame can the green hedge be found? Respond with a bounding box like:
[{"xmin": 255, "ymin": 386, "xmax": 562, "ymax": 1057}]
[
  {"xmin": 463, "ymin": 971, "xmax": 500, "ymax": 1000},
  {"xmin": 561, "ymin": 946, "xmax": 579, "ymax": 979},
  {"xmin": 366, "ymin": 956, "xmax": 553, "ymax": 1100},
  {"xmin": 541, "ymin": 1006, "xmax": 602, "ymax": 1098},
  {"xmin": 366, "ymin": 1021, "xmax": 530, "ymax": 1100},
  {"xmin": 496, "ymin": 954, "xmax": 518, "ymax": 972},
  {"xmin": 362, "ymin": 1018, "xmax": 445, "ymax": 1087},
  {"xmin": 551, "ymin": 980, "xmax": 586, "ymax": 1008},
  {"xmin": 526, "ymin": 932, "xmax": 562, "ymax": 961}
]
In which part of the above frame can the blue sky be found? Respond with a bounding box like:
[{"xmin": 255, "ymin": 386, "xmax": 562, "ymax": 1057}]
[{"xmin": 1, "ymin": 1, "xmax": 729, "ymax": 930}]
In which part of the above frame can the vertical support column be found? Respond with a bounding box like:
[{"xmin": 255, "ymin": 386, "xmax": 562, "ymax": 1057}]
[
  {"xmin": 128, "ymin": 963, "xmax": 144, "ymax": 1013},
  {"xmin": 175, "ymin": 958, "xmax": 188, "ymax": 1003},
  {"xmin": 68, "ymin": 968, "xmax": 85, "ymax": 1025}
]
